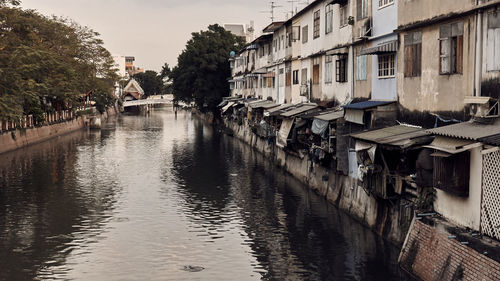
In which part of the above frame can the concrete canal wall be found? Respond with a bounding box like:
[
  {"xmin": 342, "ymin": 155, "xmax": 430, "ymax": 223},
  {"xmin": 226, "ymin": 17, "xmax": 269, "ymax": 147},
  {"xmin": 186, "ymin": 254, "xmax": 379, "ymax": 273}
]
[
  {"xmin": 223, "ymin": 119, "xmax": 409, "ymax": 245},
  {"xmin": 0, "ymin": 107, "xmax": 117, "ymax": 155},
  {"xmin": 399, "ymin": 218, "xmax": 500, "ymax": 281}
]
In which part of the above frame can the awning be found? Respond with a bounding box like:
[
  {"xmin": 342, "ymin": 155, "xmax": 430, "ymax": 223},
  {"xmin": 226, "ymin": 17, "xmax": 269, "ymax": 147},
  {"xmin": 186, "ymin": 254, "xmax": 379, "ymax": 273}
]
[
  {"xmin": 329, "ymin": 0, "xmax": 348, "ymax": 5},
  {"xmin": 344, "ymin": 100, "xmax": 395, "ymax": 110},
  {"xmin": 253, "ymin": 68, "xmax": 268, "ymax": 74},
  {"xmin": 326, "ymin": 47, "xmax": 349, "ymax": 56},
  {"xmin": 355, "ymin": 140, "xmax": 377, "ymax": 163},
  {"xmin": 217, "ymin": 100, "xmax": 228, "ymax": 108},
  {"xmin": 351, "ymin": 125, "xmax": 432, "ymax": 149},
  {"xmin": 246, "ymin": 44, "xmax": 259, "ymax": 50},
  {"xmin": 280, "ymin": 104, "xmax": 318, "ymax": 118},
  {"xmin": 264, "ymin": 104, "xmax": 295, "ymax": 117},
  {"xmin": 344, "ymin": 109, "xmax": 365, "ymax": 125},
  {"xmin": 249, "ymin": 100, "xmax": 277, "ymax": 110},
  {"xmin": 221, "ymin": 101, "xmax": 236, "ymax": 114},
  {"xmin": 246, "ymin": 74, "xmax": 259, "ymax": 78},
  {"xmin": 360, "ymin": 40, "xmax": 398, "ymax": 55},
  {"xmin": 277, "ymin": 118, "xmax": 295, "ymax": 148},
  {"xmin": 228, "ymin": 77, "xmax": 245, "ymax": 82},
  {"xmin": 262, "ymin": 72, "xmax": 275, "ymax": 78},
  {"xmin": 315, "ymin": 110, "xmax": 344, "ymax": 122},
  {"xmin": 424, "ymin": 136, "xmax": 480, "ymax": 155}
]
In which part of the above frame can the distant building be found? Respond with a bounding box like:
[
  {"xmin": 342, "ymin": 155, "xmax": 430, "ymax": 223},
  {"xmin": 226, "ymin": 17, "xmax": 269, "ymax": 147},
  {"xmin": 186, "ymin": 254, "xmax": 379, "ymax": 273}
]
[
  {"xmin": 224, "ymin": 22, "xmax": 255, "ymax": 43},
  {"xmin": 123, "ymin": 79, "xmax": 145, "ymax": 101},
  {"xmin": 113, "ymin": 55, "xmax": 145, "ymax": 79}
]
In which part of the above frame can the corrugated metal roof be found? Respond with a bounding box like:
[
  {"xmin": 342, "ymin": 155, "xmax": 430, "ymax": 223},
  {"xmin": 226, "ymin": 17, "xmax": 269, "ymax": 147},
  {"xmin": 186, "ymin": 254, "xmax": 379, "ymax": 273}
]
[
  {"xmin": 478, "ymin": 134, "xmax": 500, "ymax": 146},
  {"xmin": 344, "ymin": 100, "xmax": 395, "ymax": 110},
  {"xmin": 280, "ymin": 104, "xmax": 318, "ymax": 118},
  {"xmin": 315, "ymin": 110, "xmax": 344, "ymax": 121},
  {"xmin": 351, "ymin": 125, "xmax": 432, "ymax": 148},
  {"xmin": 265, "ymin": 104, "xmax": 295, "ymax": 115},
  {"xmin": 426, "ymin": 120, "xmax": 500, "ymax": 141}
]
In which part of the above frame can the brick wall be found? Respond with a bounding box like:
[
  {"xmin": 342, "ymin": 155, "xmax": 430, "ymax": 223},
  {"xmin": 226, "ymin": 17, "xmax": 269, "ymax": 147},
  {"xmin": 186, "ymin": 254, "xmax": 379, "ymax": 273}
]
[{"xmin": 399, "ymin": 219, "xmax": 500, "ymax": 281}]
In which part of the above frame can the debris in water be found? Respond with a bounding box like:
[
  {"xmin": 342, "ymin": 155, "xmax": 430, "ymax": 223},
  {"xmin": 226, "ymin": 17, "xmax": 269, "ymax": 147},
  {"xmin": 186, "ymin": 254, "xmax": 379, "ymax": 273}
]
[{"xmin": 182, "ymin": 265, "xmax": 205, "ymax": 272}]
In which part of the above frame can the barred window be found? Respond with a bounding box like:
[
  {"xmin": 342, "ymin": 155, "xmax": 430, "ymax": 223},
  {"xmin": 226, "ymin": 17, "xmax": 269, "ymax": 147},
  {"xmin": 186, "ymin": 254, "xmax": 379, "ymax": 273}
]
[{"xmin": 378, "ymin": 54, "xmax": 395, "ymax": 78}]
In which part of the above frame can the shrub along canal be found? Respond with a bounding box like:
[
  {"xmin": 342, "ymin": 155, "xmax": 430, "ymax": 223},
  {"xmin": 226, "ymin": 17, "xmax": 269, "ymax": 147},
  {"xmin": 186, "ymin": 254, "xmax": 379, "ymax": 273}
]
[{"xmin": 0, "ymin": 109, "xmax": 411, "ymax": 280}]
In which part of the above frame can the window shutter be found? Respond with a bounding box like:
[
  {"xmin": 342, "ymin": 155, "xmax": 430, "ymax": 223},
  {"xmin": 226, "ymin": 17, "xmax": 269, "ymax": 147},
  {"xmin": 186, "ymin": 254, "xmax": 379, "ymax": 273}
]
[
  {"xmin": 313, "ymin": 64, "xmax": 320, "ymax": 84},
  {"xmin": 415, "ymin": 43, "xmax": 422, "ymax": 76},
  {"xmin": 456, "ymin": 35, "xmax": 463, "ymax": 73},
  {"xmin": 301, "ymin": 68, "xmax": 308, "ymax": 85},
  {"xmin": 440, "ymin": 38, "xmax": 450, "ymax": 74},
  {"xmin": 404, "ymin": 45, "xmax": 412, "ymax": 77},
  {"xmin": 357, "ymin": 0, "xmax": 362, "ymax": 20}
]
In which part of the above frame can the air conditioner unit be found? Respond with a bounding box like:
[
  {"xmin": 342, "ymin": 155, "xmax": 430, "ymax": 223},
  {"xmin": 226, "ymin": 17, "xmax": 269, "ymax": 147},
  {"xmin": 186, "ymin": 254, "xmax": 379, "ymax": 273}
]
[
  {"xmin": 357, "ymin": 19, "xmax": 371, "ymax": 39},
  {"xmin": 300, "ymin": 85, "xmax": 309, "ymax": 97},
  {"xmin": 464, "ymin": 96, "xmax": 499, "ymax": 118}
]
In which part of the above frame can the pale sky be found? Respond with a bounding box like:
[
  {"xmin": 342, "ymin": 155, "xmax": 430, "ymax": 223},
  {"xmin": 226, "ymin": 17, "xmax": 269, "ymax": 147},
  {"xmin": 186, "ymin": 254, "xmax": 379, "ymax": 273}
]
[{"xmin": 21, "ymin": 0, "xmax": 307, "ymax": 72}]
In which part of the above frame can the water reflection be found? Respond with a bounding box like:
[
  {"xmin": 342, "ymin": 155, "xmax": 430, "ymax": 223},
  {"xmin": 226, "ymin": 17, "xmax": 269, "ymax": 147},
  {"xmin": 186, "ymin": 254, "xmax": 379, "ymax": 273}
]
[{"xmin": 0, "ymin": 109, "xmax": 408, "ymax": 280}]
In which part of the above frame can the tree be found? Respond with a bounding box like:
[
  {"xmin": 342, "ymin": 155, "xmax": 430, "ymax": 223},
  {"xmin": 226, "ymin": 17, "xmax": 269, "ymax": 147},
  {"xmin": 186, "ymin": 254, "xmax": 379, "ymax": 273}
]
[
  {"xmin": 133, "ymin": 70, "xmax": 163, "ymax": 97},
  {"xmin": 0, "ymin": 6, "xmax": 117, "ymax": 121},
  {"xmin": 170, "ymin": 24, "xmax": 245, "ymax": 112}
]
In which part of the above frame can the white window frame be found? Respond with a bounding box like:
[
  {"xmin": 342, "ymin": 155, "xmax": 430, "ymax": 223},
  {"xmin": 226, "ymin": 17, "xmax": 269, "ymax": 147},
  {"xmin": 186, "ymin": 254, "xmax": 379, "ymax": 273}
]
[
  {"xmin": 487, "ymin": 12, "xmax": 500, "ymax": 71},
  {"xmin": 340, "ymin": 4, "xmax": 348, "ymax": 27},
  {"xmin": 378, "ymin": 54, "xmax": 395, "ymax": 79},
  {"xmin": 356, "ymin": 55, "xmax": 367, "ymax": 81},
  {"xmin": 378, "ymin": 0, "xmax": 394, "ymax": 10},
  {"xmin": 325, "ymin": 4, "xmax": 333, "ymax": 34}
]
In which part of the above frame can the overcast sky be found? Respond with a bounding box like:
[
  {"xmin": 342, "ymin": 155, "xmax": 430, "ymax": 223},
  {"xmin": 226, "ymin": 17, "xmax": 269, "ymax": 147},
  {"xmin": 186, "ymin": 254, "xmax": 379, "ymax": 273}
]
[{"xmin": 21, "ymin": 0, "xmax": 307, "ymax": 72}]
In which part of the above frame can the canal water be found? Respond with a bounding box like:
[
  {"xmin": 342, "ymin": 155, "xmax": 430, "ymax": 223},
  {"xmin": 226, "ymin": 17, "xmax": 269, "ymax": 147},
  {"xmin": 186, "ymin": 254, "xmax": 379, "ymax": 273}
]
[{"xmin": 0, "ymin": 109, "xmax": 409, "ymax": 281}]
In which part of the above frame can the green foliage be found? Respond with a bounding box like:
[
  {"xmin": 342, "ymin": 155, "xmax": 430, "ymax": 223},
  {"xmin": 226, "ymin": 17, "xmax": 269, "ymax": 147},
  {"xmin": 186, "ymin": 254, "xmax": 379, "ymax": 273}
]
[
  {"xmin": 133, "ymin": 70, "xmax": 163, "ymax": 97},
  {"xmin": 76, "ymin": 108, "xmax": 94, "ymax": 117},
  {"xmin": 171, "ymin": 24, "xmax": 245, "ymax": 112},
  {"xmin": 0, "ymin": 6, "xmax": 117, "ymax": 120},
  {"xmin": 415, "ymin": 186, "xmax": 436, "ymax": 211}
]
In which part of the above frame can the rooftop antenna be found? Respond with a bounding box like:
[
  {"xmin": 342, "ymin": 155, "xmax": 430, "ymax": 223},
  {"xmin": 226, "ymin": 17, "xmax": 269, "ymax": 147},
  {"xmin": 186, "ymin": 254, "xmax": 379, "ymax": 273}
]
[
  {"xmin": 287, "ymin": 0, "xmax": 300, "ymax": 17},
  {"xmin": 260, "ymin": 1, "xmax": 283, "ymax": 22}
]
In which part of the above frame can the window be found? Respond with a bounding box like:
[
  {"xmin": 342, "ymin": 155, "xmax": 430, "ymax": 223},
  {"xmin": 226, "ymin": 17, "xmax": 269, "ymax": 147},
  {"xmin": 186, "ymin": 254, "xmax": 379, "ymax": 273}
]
[
  {"xmin": 404, "ymin": 31, "xmax": 422, "ymax": 77},
  {"xmin": 378, "ymin": 0, "xmax": 394, "ymax": 9},
  {"xmin": 281, "ymin": 35, "xmax": 285, "ymax": 49},
  {"xmin": 487, "ymin": 12, "xmax": 500, "ymax": 71},
  {"xmin": 325, "ymin": 56, "xmax": 333, "ymax": 83},
  {"xmin": 336, "ymin": 57, "xmax": 347, "ymax": 83},
  {"xmin": 357, "ymin": 0, "xmax": 368, "ymax": 20},
  {"xmin": 286, "ymin": 26, "xmax": 292, "ymax": 47},
  {"xmin": 325, "ymin": 4, "xmax": 333, "ymax": 34},
  {"xmin": 340, "ymin": 4, "xmax": 348, "ymax": 27},
  {"xmin": 433, "ymin": 151, "xmax": 470, "ymax": 197},
  {"xmin": 439, "ymin": 22, "xmax": 463, "ymax": 74},
  {"xmin": 378, "ymin": 54, "xmax": 395, "ymax": 78},
  {"xmin": 292, "ymin": 26, "xmax": 301, "ymax": 41},
  {"xmin": 313, "ymin": 10, "xmax": 320, "ymax": 39},
  {"xmin": 302, "ymin": 25, "xmax": 309, "ymax": 43},
  {"xmin": 356, "ymin": 55, "xmax": 367, "ymax": 81},
  {"xmin": 301, "ymin": 68, "xmax": 308, "ymax": 85},
  {"xmin": 313, "ymin": 57, "xmax": 321, "ymax": 84},
  {"xmin": 260, "ymin": 46, "xmax": 264, "ymax": 57},
  {"xmin": 293, "ymin": 70, "xmax": 299, "ymax": 84}
]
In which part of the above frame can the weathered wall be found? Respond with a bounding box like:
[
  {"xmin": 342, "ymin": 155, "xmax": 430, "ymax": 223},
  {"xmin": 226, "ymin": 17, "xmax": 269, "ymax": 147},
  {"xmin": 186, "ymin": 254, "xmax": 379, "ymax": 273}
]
[
  {"xmin": 434, "ymin": 146, "xmax": 483, "ymax": 231},
  {"xmin": 399, "ymin": 218, "xmax": 500, "ymax": 281},
  {"xmin": 397, "ymin": 0, "xmax": 473, "ymax": 28},
  {"xmin": 225, "ymin": 119, "xmax": 410, "ymax": 244},
  {"xmin": 397, "ymin": 15, "xmax": 476, "ymax": 113},
  {"xmin": 0, "ymin": 107, "xmax": 117, "ymax": 155}
]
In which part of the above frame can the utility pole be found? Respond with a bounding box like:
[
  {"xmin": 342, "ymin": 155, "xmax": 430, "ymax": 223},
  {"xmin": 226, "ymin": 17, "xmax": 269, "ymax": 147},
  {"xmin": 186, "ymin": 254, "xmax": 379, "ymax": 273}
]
[
  {"xmin": 260, "ymin": 1, "xmax": 283, "ymax": 22},
  {"xmin": 287, "ymin": 0, "xmax": 300, "ymax": 17}
]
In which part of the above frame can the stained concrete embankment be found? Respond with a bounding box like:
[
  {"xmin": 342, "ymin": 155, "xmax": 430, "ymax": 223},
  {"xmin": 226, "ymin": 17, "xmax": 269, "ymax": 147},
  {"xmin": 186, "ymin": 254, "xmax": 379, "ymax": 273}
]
[
  {"xmin": 0, "ymin": 107, "xmax": 117, "ymax": 155},
  {"xmin": 212, "ymin": 115, "xmax": 410, "ymax": 245}
]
